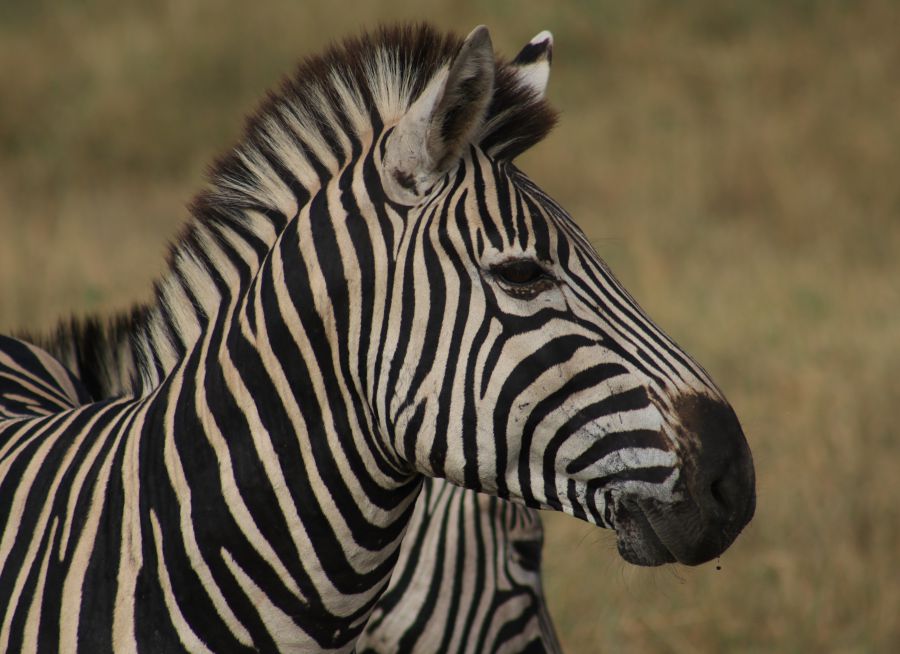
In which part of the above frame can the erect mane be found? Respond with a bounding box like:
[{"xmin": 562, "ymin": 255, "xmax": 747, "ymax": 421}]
[
  {"xmin": 206, "ymin": 23, "xmax": 558, "ymax": 215},
  {"xmin": 27, "ymin": 23, "xmax": 558, "ymax": 397}
]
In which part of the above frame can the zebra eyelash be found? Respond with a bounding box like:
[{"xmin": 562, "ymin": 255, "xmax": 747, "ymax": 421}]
[{"xmin": 488, "ymin": 258, "xmax": 557, "ymax": 298}]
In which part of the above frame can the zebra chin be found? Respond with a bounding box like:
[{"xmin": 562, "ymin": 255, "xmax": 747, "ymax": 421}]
[
  {"xmin": 610, "ymin": 394, "xmax": 756, "ymax": 567},
  {"xmin": 612, "ymin": 495, "xmax": 745, "ymax": 567}
]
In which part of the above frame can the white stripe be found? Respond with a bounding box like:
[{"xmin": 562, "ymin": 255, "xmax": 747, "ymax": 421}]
[{"xmin": 149, "ymin": 511, "xmax": 213, "ymax": 654}]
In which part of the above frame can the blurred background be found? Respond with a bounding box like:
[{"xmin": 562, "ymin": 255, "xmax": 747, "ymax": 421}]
[{"xmin": 1, "ymin": 1, "xmax": 898, "ymax": 651}]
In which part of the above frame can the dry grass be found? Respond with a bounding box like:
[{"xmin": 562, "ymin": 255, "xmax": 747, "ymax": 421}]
[{"xmin": 2, "ymin": 1, "xmax": 898, "ymax": 651}]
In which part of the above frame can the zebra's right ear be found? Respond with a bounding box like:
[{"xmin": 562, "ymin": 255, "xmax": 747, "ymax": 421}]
[
  {"xmin": 382, "ymin": 26, "xmax": 495, "ymax": 204},
  {"xmin": 510, "ymin": 30, "xmax": 553, "ymax": 98}
]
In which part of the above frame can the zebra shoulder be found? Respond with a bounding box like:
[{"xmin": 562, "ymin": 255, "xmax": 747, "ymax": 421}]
[{"xmin": 0, "ymin": 334, "xmax": 93, "ymax": 419}]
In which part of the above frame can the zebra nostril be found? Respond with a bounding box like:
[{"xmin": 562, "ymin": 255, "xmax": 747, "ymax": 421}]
[
  {"xmin": 707, "ymin": 473, "xmax": 738, "ymax": 519},
  {"xmin": 673, "ymin": 394, "xmax": 756, "ymax": 527},
  {"xmin": 700, "ymin": 455, "xmax": 748, "ymax": 523},
  {"xmin": 709, "ymin": 477, "xmax": 727, "ymax": 508}
]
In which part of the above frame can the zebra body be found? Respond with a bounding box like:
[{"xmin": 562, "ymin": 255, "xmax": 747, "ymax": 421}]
[
  {"xmin": 0, "ymin": 333, "xmax": 560, "ymax": 654},
  {"xmin": 1, "ymin": 24, "xmax": 755, "ymax": 653}
]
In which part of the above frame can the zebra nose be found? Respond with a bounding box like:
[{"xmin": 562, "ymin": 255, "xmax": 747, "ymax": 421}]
[
  {"xmin": 678, "ymin": 394, "xmax": 755, "ymax": 524},
  {"xmin": 666, "ymin": 394, "xmax": 756, "ymax": 564}
]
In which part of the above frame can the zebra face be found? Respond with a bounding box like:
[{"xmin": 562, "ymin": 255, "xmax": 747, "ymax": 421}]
[
  {"xmin": 484, "ymin": 166, "xmax": 756, "ymax": 569},
  {"xmin": 377, "ymin": 26, "xmax": 755, "ymax": 566}
]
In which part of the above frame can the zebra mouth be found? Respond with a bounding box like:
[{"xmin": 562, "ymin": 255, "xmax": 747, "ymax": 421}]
[
  {"xmin": 615, "ymin": 494, "xmax": 745, "ymax": 567},
  {"xmin": 612, "ymin": 499, "xmax": 677, "ymax": 567}
]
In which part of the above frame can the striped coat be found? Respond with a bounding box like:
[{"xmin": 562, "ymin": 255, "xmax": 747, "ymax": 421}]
[{"xmin": 1, "ymin": 23, "xmax": 754, "ymax": 653}]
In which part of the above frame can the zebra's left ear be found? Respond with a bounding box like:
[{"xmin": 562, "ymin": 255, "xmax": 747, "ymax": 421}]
[
  {"xmin": 382, "ymin": 26, "xmax": 495, "ymax": 204},
  {"xmin": 510, "ymin": 30, "xmax": 553, "ymax": 97}
]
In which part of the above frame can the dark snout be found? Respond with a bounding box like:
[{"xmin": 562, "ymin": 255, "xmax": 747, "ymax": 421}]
[
  {"xmin": 667, "ymin": 394, "xmax": 756, "ymax": 564},
  {"xmin": 617, "ymin": 394, "xmax": 756, "ymax": 566}
]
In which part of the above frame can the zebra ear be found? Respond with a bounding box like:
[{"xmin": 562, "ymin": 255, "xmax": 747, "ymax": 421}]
[
  {"xmin": 511, "ymin": 30, "xmax": 553, "ymax": 97},
  {"xmin": 383, "ymin": 25, "xmax": 495, "ymax": 204}
]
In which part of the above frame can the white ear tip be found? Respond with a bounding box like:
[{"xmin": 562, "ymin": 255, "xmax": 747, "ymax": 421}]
[
  {"xmin": 531, "ymin": 30, "xmax": 553, "ymax": 47},
  {"xmin": 513, "ymin": 30, "xmax": 553, "ymax": 67}
]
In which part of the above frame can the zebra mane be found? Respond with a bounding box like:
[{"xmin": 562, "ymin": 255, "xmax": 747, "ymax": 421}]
[
  {"xmin": 28, "ymin": 23, "xmax": 558, "ymax": 396},
  {"xmin": 207, "ymin": 23, "xmax": 557, "ymax": 214}
]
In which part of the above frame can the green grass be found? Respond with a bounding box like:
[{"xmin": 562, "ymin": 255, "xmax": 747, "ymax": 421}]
[{"xmin": 2, "ymin": 1, "xmax": 899, "ymax": 651}]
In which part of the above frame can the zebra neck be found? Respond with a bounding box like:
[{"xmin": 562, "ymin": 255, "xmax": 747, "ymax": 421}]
[
  {"xmin": 131, "ymin": 256, "xmax": 424, "ymax": 638},
  {"xmin": 131, "ymin": 105, "xmax": 381, "ymax": 393},
  {"xmin": 127, "ymin": 196, "xmax": 285, "ymax": 392}
]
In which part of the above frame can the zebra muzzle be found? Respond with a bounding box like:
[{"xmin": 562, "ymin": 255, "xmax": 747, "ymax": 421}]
[{"xmin": 613, "ymin": 394, "xmax": 756, "ymax": 566}]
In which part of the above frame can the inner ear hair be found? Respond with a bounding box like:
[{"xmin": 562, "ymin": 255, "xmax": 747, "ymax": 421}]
[
  {"xmin": 426, "ymin": 26, "xmax": 495, "ymax": 175},
  {"xmin": 381, "ymin": 25, "xmax": 497, "ymax": 204}
]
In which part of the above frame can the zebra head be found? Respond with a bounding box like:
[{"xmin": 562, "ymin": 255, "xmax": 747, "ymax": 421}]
[{"xmin": 375, "ymin": 27, "xmax": 755, "ymax": 566}]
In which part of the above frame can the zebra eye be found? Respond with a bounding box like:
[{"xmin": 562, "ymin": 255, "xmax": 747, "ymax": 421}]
[{"xmin": 491, "ymin": 259, "xmax": 551, "ymax": 287}]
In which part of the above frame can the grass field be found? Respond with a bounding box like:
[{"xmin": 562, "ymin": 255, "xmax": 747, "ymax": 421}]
[{"xmin": 2, "ymin": 1, "xmax": 898, "ymax": 651}]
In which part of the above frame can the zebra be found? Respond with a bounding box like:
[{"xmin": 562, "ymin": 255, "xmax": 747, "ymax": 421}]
[
  {"xmin": 0, "ymin": 23, "xmax": 755, "ymax": 653},
  {"xmin": 3, "ymin": 30, "xmax": 562, "ymax": 654},
  {"xmin": 13, "ymin": 32, "xmax": 563, "ymax": 654}
]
